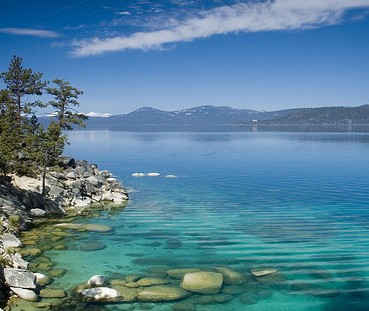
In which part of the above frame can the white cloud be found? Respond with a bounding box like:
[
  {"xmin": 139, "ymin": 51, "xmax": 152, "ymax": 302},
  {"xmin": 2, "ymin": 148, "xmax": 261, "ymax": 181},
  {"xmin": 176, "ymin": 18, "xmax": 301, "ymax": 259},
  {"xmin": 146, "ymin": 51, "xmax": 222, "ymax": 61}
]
[
  {"xmin": 72, "ymin": 0, "xmax": 369, "ymax": 56},
  {"xmin": 117, "ymin": 11, "xmax": 131, "ymax": 15},
  {"xmin": 0, "ymin": 28, "xmax": 61, "ymax": 38}
]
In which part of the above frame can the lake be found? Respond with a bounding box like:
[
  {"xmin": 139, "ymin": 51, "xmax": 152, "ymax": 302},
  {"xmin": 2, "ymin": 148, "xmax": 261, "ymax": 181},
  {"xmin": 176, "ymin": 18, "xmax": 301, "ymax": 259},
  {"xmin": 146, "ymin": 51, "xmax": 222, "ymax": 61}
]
[{"xmin": 18, "ymin": 130, "xmax": 369, "ymax": 310}]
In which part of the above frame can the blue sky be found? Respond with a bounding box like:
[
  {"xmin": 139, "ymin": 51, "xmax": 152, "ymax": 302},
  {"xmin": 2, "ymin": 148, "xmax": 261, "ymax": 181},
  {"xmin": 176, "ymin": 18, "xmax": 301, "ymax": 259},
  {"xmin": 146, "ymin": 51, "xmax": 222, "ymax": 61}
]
[{"xmin": 1, "ymin": 0, "xmax": 369, "ymax": 114}]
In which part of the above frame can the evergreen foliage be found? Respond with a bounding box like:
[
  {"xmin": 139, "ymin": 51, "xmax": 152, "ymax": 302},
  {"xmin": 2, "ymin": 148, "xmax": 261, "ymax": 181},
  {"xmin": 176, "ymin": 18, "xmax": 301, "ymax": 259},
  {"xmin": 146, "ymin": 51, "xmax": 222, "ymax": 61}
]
[
  {"xmin": 0, "ymin": 56, "xmax": 87, "ymax": 195},
  {"xmin": 47, "ymin": 79, "xmax": 87, "ymax": 130}
]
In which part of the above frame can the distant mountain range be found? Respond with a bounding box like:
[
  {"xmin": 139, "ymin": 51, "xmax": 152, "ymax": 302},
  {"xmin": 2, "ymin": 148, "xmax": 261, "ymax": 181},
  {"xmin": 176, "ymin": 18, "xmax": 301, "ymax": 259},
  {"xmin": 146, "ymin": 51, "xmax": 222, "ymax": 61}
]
[
  {"xmin": 39, "ymin": 104, "xmax": 369, "ymax": 130},
  {"xmin": 83, "ymin": 106, "xmax": 294, "ymax": 127}
]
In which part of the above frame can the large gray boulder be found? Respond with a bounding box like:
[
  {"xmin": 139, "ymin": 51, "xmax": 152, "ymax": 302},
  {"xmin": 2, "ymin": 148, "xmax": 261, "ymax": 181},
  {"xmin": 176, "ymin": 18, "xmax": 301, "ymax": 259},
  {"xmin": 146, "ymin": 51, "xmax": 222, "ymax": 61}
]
[
  {"xmin": 2, "ymin": 233, "xmax": 22, "ymax": 249},
  {"xmin": 10, "ymin": 287, "xmax": 38, "ymax": 301},
  {"xmin": 87, "ymin": 275, "xmax": 106, "ymax": 287},
  {"xmin": 4, "ymin": 268, "xmax": 36, "ymax": 289},
  {"xmin": 30, "ymin": 208, "xmax": 46, "ymax": 217},
  {"xmin": 79, "ymin": 287, "xmax": 121, "ymax": 302},
  {"xmin": 12, "ymin": 253, "xmax": 29, "ymax": 270},
  {"xmin": 180, "ymin": 271, "xmax": 223, "ymax": 294}
]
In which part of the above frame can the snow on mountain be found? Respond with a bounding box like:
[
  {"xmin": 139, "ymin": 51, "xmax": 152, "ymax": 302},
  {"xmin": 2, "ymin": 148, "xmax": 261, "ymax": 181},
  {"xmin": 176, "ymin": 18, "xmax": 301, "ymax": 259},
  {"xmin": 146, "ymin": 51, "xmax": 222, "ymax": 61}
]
[{"xmin": 85, "ymin": 112, "xmax": 112, "ymax": 118}]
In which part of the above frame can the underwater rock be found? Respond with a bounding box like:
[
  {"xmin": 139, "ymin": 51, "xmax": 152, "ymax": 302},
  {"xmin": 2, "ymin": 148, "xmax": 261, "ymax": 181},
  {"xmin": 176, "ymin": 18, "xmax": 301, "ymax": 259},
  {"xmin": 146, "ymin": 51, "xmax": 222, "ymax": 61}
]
[
  {"xmin": 136, "ymin": 277, "xmax": 171, "ymax": 286},
  {"xmin": 80, "ymin": 242, "xmax": 106, "ymax": 251},
  {"xmin": 10, "ymin": 287, "xmax": 38, "ymax": 301},
  {"xmin": 26, "ymin": 248, "xmax": 43, "ymax": 257},
  {"xmin": 79, "ymin": 287, "xmax": 122, "ymax": 302},
  {"xmin": 254, "ymin": 272, "xmax": 287, "ymax": 288},
  {"xmin": 84, "ymin": 224, "xmax": 113, "ymax": 232},
  {"xmin": 125, "ymin": 275, "xmax": 142, "ymax": 282},
  {"xmin": 180, "ymin": 271, "xmax": 223, "ymax": 294},
  {"xmin": 112, "ymin": 286, "xmax": 138, "ymax": 302},
  {"xmin": 54, "ymin": 223, "xmax": 84, "ymax": 230},
  {"xmin": 48, "ymin": 268, "xmax": 67, "ymax": 278},
  {"xmin": 167, "ymin": 269, "xmax": 201, "ymax": 280},
  {"xmin": 165, "ymin": 238, "xmax": 182, "ymax": 249},
  {"xmin": 124, "ymin": 282, "xmax": 139, "ymax": 288},
  {"xmin": 110, "ymin": 279, "xmax": 127, "ymax": 286},
  {"xmin": 221, "ymin": 285, "xmax": 245, "ymax": 295},
  {"xmin": 4, "ymin": 268, "xmax": 36, "ymax": 289},
  {"xmin": 215, "ymin": 267, "xmax": 247, "ymax": 285},
  {"xmin": 137, "ymin": 285, "xmax": 190, "ymax": 302},
  {"xmin": 53, "ymin": 244, "xmax": 68, "ymax": 250},
  {"xmin": 39, "ymin": 288, "xmax": 67, "ymax": 298},
  {"xmin": 88, "ymin": 275, "xmax": 106, "ymax": 287},
  {"xmin": 240, "ymin": 287, "xmax": 272, "ymax": 305},
  {"xmin": 172, "ymin": 301, "xmax": 196, "ymax": 311},
  {"xmin": 251, "ymin": 268, "xmax": 278, "ymax": 277}
]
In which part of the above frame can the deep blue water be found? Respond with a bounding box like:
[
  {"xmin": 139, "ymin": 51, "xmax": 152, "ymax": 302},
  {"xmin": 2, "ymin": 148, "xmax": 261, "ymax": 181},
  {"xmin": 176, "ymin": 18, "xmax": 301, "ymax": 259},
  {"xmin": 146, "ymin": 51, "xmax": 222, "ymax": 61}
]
[{"xmin": 33, "ymin": 131, "xmax": 369, "ymax": 310}]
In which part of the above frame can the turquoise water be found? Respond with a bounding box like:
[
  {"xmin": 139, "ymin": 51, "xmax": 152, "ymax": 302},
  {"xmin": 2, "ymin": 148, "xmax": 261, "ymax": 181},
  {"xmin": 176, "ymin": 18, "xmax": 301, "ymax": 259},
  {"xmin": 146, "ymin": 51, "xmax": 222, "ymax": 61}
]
[{"xmin": 39, "ymin": 131, "xmax": 369, "ymax": 310}]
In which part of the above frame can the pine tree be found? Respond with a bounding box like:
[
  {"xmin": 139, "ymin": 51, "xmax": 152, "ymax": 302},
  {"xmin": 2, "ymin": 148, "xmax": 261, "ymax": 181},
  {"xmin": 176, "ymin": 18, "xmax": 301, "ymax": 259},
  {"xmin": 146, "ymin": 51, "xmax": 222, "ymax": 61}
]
[
  {"xmin": 0, "ymin": 90, "xmax": 19, "ymax": 175},
  {"xmin": 47, "ymin": 79, "xmax": 87, "ymax": 130},
  {"xmin": 1, "ymin": 55, "xmax": 47, "ymax": 123}
]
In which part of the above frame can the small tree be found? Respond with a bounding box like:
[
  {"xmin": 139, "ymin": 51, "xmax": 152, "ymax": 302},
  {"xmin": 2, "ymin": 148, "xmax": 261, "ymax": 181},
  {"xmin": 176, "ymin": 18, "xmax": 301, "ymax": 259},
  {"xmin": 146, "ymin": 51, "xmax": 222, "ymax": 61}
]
[{"xmin": 47, "ymin": 79, "xmax": 87, "ymax": 130}]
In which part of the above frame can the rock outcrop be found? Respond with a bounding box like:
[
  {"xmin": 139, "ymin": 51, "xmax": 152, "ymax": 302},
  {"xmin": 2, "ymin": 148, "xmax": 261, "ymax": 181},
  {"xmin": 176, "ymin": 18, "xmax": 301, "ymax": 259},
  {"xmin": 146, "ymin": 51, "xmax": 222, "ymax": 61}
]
[
  {"xmin": 12, "ymin": 156, "xmax": 129, "ymax": 210},
  {"xmin": 0, "ymin": 156, "xmax": 129, "ymax": 307}
]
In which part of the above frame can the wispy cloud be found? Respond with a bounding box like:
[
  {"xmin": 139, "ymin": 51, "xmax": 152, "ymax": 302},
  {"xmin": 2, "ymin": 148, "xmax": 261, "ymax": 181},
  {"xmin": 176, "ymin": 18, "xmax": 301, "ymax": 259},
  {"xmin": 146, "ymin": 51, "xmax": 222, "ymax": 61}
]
[
  {"xmin": 72, "ymin": 0, "xmax": 369, "ymax": 56},
  {"xmin": 0, "ymin": 28, "xmax": 61, "ymax": 38}
]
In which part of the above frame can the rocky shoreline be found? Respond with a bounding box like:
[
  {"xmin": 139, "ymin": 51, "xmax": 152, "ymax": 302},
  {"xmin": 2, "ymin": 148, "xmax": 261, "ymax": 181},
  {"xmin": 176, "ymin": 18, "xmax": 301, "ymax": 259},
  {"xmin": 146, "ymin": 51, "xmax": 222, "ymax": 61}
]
[{"xmin": 0, "ymin": 157, "xmax": 129, "ymax": 309}]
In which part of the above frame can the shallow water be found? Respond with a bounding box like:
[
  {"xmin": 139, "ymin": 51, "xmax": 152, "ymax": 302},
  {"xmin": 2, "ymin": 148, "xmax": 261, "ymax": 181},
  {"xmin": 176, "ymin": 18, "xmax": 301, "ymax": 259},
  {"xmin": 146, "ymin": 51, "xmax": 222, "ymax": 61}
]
[{"xmin": 19, "ymin": 131, "xmax": 369, "ymax": 310}]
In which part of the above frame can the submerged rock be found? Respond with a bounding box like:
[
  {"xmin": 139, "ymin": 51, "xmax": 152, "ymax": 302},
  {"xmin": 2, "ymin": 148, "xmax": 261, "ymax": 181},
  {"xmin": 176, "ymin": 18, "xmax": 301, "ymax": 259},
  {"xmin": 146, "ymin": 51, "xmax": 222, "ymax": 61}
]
[
  {"xmin": 39, "ymin": 288, "xmax": 67, "ymax": 298},
  {"xmin": 136, "ymin": 277, "xmax": 171, "ymax": 287},
  {"xmin": 167, "ymin": 269, "xmax": 201, "ymax": 280},
  {"xmin": 48, "ymin": 268, "xmax": 67, "ymax": 278},
  {"xmin": 137, "ymin": 285, "xmax": 190, "ymax": 302},
  {"xmin": 180, "ymin": 271, "xmax": 224, "ymax": 294},
  {"xmin": 215, "ymin": 267, "xmax": 247, "ymax": 285},
  {"xmin": 112, "ymin": 286, "xmax": 138, "ymax": 302},
  {"xmin": 240, "ymin": 287, "xmax": 272, "ymax": 305},
  {"xmin": 80, "ymin": 242, "xmax": 106, "ymax": 251},
  {"xmin": 84, "ymin": 224, "xmax": 113, "ymax": 232},
  {"xmin": 125, "ymin": 275, "xmax": 142, "ymax": 282},
  {"xmin": 172, "ymin": 301, "xmax": 196, "ymax": 311},
  {"xmin": 251, "ymin": 268, "xmax": 278, "ymax": 277}
]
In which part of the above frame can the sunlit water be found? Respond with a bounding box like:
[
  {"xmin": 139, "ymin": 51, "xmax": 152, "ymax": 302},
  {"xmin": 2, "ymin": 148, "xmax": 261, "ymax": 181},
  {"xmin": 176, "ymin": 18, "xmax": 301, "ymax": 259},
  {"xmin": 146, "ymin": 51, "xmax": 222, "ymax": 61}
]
[{"xmin": 23, "ymin": 131, "xmax": 369, "ymax": 310}]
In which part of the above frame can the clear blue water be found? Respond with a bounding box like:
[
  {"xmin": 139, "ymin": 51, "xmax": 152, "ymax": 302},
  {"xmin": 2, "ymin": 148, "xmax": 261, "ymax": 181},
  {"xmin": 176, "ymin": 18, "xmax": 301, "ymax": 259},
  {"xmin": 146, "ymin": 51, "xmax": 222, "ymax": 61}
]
[{"xmin": 33, "ymin": 131, "xmax": 369, "ymax": 310}]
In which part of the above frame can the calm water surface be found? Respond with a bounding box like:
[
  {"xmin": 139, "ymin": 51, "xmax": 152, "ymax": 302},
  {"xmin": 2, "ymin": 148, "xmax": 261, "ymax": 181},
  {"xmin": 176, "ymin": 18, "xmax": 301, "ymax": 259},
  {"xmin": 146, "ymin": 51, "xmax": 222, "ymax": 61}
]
[{"xmin": 28, "ymin": 131, "xmax": 369, "ymax": 310}]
